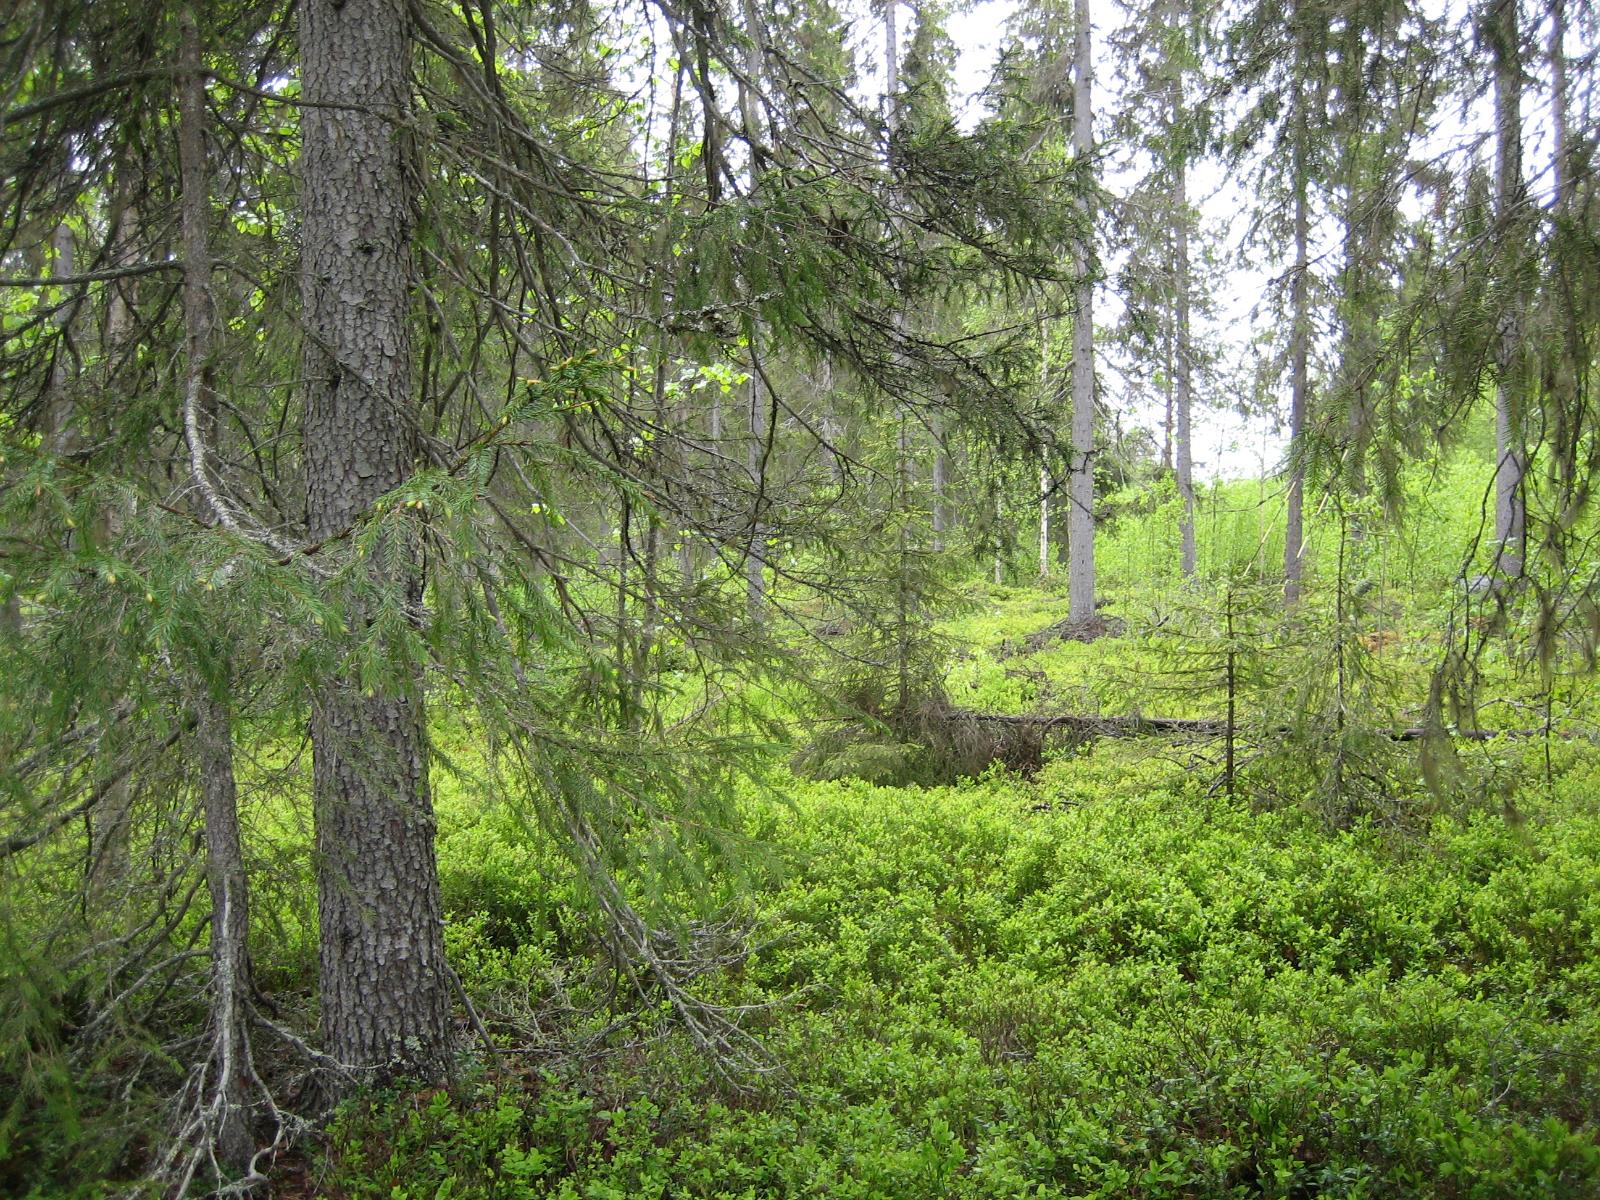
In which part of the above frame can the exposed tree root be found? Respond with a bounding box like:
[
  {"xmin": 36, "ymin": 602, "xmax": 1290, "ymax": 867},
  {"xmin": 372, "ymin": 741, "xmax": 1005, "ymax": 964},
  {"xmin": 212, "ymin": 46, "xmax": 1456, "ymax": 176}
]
[{"xmin": 137, "ymin": 885, "xmax": 309, "ymax": 1200}]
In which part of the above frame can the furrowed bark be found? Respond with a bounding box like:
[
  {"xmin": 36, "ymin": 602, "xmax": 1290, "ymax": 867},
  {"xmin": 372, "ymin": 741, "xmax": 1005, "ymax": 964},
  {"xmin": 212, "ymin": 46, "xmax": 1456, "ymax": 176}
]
[{"xmin": 299, "ymin": 0, "xmax": 452, "ymax": 1082}]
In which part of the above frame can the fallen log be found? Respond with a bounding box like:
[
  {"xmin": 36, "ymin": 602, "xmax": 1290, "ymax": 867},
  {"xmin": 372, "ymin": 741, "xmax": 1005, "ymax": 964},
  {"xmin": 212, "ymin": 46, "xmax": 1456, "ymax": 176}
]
[
  {"xmin": 962, "ymin": 712, "xmax": 1226, "ymax": 737},
  {"xmin": 955, "ymin": 710, "xmax": 1575, "ymax": 742},
  {"xmin": 797, "ymin": 699, "xmax": 1583, "ymax": 788}
]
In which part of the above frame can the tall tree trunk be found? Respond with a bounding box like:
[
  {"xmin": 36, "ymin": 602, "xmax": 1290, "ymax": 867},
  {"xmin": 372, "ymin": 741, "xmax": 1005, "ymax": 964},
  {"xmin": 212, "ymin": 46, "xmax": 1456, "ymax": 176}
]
[
  {"xmin": 1175, "ymin": 146, "xmax": 1195, "ymax": 579},
  {"xmin": 639, "ymin": 70, "xmax": 683, "ymax": 676},
  {"xmin": 43, "ymin": 224, "xmax": 76, "ymax": 455},
  {"xmin": 51, "ymin": 210, "xmax": 126, "ymax": 894},
  {"xmin": 1285, "ymin": 28, "xmax": 1310, "ymax": 606},
  {"xmin": 741, "ymin": 0, "xmax": 768, "ymax": 619},
  {"xmin": 1038, "ymin": 460, "xmax": 1051, "ymax": 578},
  {"xmin": 40, "ymin": 210, "xmax": 136, "ymax": 900},
  {"xmin": 884, "ymin": 0, "xmax": 915, "ymax": 714},
  {"xmin": 1067, "ymin": 0, "xmax": 1096, "ymax": 623},
  {"xmin": 299, "ymin": 0, "xmax": 452, "ymax": 1081},
  {"xmin": 1037, "ymin": 320, "xmax": 1052, "ymax": 578},
  {"xmin": 820, "ymin": 359, "xmax": 845, "ymax": 487},
  {"xmin": 196, "ymin": 692, "xmax": 256, "ymax": 1169},
  {"xmin": 991, "ymin": 475, "xmax": 1005, "ymax": 585},
  {"xmin": 1550, "ymin": 0, "xmax": 1567, "ymax": 212},
  {"xmin": 1159, "ymin": 0, "xmax": 1195, "ymax": 580},
  {"xmin": 179, "ymin": 8, "xmax": 255, "ymax": 1169},
  {"xmin": 884, "ymin": 0, "xmax": 899, "ymax": 132},
  {"xmin": 1341, "ymin": 210, "xmax": 1367, "ymax": 534},
  {"xmin": 1489, "ymin": 0, "xmax": 1525, "ymax": 574},
  {"xmin": 1161, "ymin": 320, "xmax": 1174, "ymax": 474},
  {"xmin": 746, "ymin": 373, "xmax": 766, "ymax": 618},
  {"xmin": 1337, "ymin": 18, "xmax": 1371, "ymax": 537}
]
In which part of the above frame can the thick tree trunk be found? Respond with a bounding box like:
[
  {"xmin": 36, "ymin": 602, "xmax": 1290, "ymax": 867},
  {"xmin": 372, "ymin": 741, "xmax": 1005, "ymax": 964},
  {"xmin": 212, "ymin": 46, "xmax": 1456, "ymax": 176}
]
[
  {"xmin": 299, "ymin": 0, "xmax": 452, "ymax": 1082},
  {"xmin": 1490, "ymin": 0, "xmax": 1525, "ymax": 575},
  {"xmin": 1067, "ymin": 0, "xmax": 1096, "ymax": 623}
]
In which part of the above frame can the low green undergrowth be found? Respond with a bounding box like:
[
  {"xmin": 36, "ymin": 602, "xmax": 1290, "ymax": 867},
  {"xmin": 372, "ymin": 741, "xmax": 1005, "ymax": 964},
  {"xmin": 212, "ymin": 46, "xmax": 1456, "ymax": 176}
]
[{"xmin": 320, "ymin": 742, "xmax": 1600, "ymax": 1199}]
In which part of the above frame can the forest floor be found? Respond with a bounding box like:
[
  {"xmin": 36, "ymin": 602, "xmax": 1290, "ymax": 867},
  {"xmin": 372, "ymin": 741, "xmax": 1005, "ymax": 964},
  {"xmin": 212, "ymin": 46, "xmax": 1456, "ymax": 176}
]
[{"xmin": 308, "ymin": 586, "xmax": 1600, "ymax": 1200}]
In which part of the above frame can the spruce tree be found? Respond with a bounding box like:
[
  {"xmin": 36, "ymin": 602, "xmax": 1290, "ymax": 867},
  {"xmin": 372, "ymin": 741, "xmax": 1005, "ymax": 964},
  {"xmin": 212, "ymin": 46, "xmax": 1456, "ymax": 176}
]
[{"xmin": 298, "ymin": 0, "xmax": 454, "ymax": 1081}]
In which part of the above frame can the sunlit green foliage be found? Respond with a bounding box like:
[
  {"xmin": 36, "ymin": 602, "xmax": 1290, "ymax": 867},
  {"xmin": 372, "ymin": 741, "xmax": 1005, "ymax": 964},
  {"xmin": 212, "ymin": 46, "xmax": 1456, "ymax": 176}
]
[{"xmin": 317, "ymin": 743, "xmax": 1600, "ymax": 1199}]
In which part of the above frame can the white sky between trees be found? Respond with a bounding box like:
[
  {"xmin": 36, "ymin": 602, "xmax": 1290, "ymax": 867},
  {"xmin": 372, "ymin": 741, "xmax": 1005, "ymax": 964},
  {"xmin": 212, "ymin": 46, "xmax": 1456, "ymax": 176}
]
[
  {"xmin": 619, "ymin": 0, "xmax": 1588, "ymax": 485},
  {"xmin": 935, "ymin": 0, "xmax": 1588, "ymax": 484}
]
